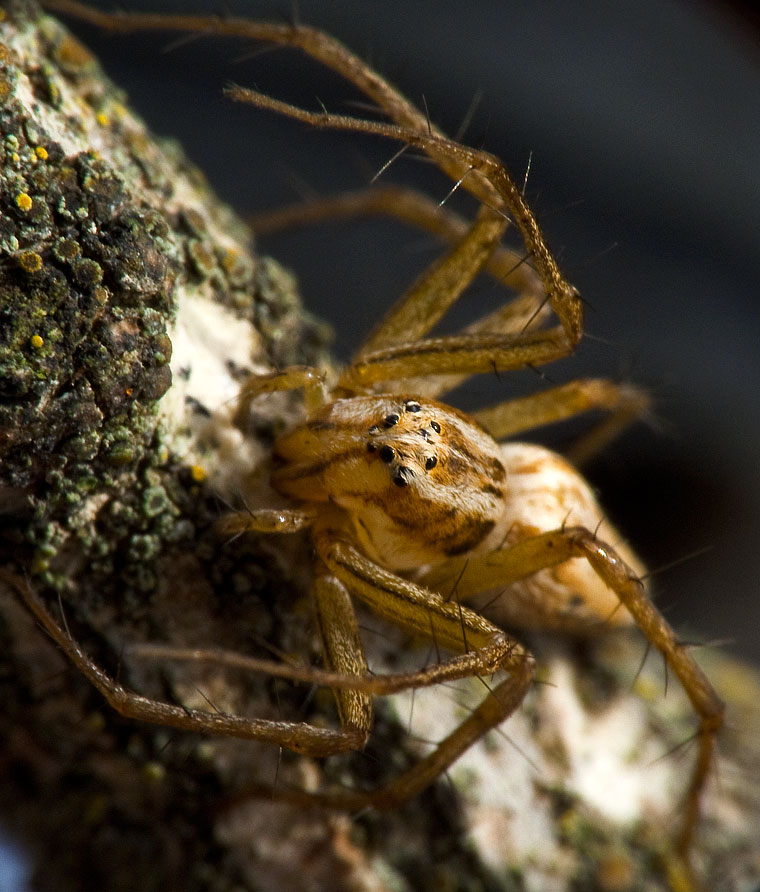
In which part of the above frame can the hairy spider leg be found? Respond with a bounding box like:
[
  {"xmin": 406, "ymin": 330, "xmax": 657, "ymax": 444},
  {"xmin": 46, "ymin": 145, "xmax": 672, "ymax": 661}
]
[
  {"xmin": 248, "ymin": 185, "xmax": 650, "ymax": 456},
  {"xmin": 7, "ymin": 568, "xmax": 529, "ymax": 759},
  {"xmin": 43, "ymin": 1, "xmax": 582, "ymax": 344},
  {"xmin": 42, "ymin": 1, "xmax": 519, "ymax": 210},
  {"xmin": 251, "ymin": 183, "xmax": 555, "ymax": 399},
  {"xmin": 248, "ymin": 183, "xmax": 543, "ymax": 299},
  {"xmin": 472, "ymin": 378, "xmax": 652, "ymax": 466},
  {"xmin": 420, "ymin": 526, "xmax": 724, "ymax": 856}
]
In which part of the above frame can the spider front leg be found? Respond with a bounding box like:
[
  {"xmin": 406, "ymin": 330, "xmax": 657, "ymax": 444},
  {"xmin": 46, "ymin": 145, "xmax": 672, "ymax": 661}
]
[
  {"xmin": 234, "ymin": 365, "xmax": 328, "ymax": 426},
  {"xmin": 340, "ymin": 326, "xmax": 573, "ymax": 392},
  {"xmin": 222, "ymin": 507, "xmax": 536, "ymax": 809},
  {"xmin": 229, "ymin": 86, "xmax": 583, "ymax": 350},
  {"xmin": 48, "ymin": 1, "xmax": 582, "ymax": 387},
  {"xmin": 222, "ymin": 96, "xmax": 581, "ymax": 391},
  {"xmin": 309, "ymin": 527, "xmax": 535, "ymax": 810},
  {"xmin": 422, "ymin": 527, "xmax": 725, "ymax": 858},
  {"xmin": 9, "ymin": 572, "xmax": 365, "ymax": 758},
  {"xmin": 250, "ymin": 186, "xmax": 554, "ymax": 398}
]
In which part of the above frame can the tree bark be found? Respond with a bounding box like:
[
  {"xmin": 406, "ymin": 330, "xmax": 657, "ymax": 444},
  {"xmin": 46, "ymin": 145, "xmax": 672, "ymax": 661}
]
[{"xmin": 1, "ymin": 4, "xmax": 758, "ymax": 891}]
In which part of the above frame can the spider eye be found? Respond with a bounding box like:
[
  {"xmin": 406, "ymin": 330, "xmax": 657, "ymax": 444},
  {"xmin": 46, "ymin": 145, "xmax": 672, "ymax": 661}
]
[
  {"xmin": 425, "ymin": 456, "xmax": 437, "ymax": 471},
  {"xmin": 366, "ymin": 442, "xmax": 376, "ymax": 453},
  {"xmin": 379, "ymin": 445, "xmax": 395, "ymax": 463},
  {"xmin": 404, "ymin": 400, "xmax": 421, "ymax": 413},
  {"xmin": 430, "ymin": 420, "xmax": 441, "ymax": 434},
  {"xmin": 393, "ymin": 466, "xmax": 413, "ymax": 486},
  {"xmin": 383, "ymin": 413, "xmax": 400, "ymax": 428}
]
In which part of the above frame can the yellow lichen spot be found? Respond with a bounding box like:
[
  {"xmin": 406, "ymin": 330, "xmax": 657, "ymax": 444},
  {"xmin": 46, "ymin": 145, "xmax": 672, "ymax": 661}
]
[
  {"xmin": 35, "ymin": 145, "xmax": 48, "ymax": 161},
  {"xmin": 30, "ymin": 334, "xmax": 44, "ymax": 349},
  {"xmin": 95, "ymin": 111, "xmax": 110, "ymax": 127},
  {"xmin": 30, "ymin": 555, "xmax": 49, "ymax": 575},
  {"xmin": 19, "ymin": 252, "xmax": 43, "ymax": 273},
  {"xmin": 557, "ymin": 807, "xmax": 580, "ymax": 839},
  {"xmin": 125, "ymin": 387, "xmax": 133, "ymax": 397},
  {"xmin": 190, "ymin": 464, "xmax": 206, "ymax": 483},
  {"xmin": 221, "ymin": 248, "xmax": 240, "ymax": 271},
  {"xmin": 15, "ymin": 192, "xmax": 32, "ymax": 212},
  {"xmin": 11, "ymin": 152, "xmax": 20, "ymax": 163}
]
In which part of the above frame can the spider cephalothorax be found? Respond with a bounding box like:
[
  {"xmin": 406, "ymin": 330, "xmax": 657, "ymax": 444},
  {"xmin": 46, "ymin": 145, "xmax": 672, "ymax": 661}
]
[{"xmin": 273, "ymin": 395, "xmax": 509, "ymax": 570}]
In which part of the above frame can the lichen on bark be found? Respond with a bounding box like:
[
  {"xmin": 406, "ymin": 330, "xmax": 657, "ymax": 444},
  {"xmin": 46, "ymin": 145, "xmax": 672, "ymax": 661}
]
[
  {"xmin": 0, "ymin": 0, "xmax": 329, "ymax": 583},
  {"xmin": 1, "ymin": 4, "xmax": 759, "ymax": 892}
]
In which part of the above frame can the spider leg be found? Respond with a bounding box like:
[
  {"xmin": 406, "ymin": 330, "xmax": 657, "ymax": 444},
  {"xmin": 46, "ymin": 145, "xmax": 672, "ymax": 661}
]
[
  {"xmin": 227, "ymin": 86, "xmax": 582, "ymax": 348},
  {"xmin": 9, "ymin": 573, "xmax": 365, "ymax": 758},
  {"xmin": 355, "ymin": 206, "xmax": 507, "ymax": 357},
  {"xmin": 235, "ymin": 365, "xmax": 328, "ymax": 423},
  {"xmin": 253, "ymin": 170, "xmax": 634, "ymax": 421},
  {"xmin": 247, "ymin": 181, "xmax": 554, "ymax": 397},
  {"xmin": 233, "ymin": 319, "xmax": 569, "ymax": 403},
  {"xmin": 247, "ymin": 180, "xmax": 645, "ymax": 446},
  {"xmin": 396, "ymin": 293, "xmax": 553, "ymax": 400},
  {"xmin": 309, "ymin": 529, "xmax": 535, "ymax": 807},
  {"xmin": 41, "ymin": 2, "xmax": 505, "ymax": 208},
  {"xmin": 218, "ymin": 506, "xmax": 317, "ymax": 538},
  {"xmin": 311, "ymin": 571, "xmax": 532, "ymax": 810},
  {"xmin": 220, "ymin": 669, "xmax": 531, "ymax": 813},
  {"xmin": 472, "ymin": 378, "xmax": 652, "ymax": 464},
  {"xmin": 338, "ymin": 325, "xmax": 571, "ymax": 391},
  {"xmin": 41, "ymin": 4, "xmax": 579, "ymax": 345},
  {"xmin": 422, "ymin": 527, "xmax": 724, "ymax": 857},
  {"xmin": 12, "ymin": 563, "xmax": 532, "ymax": 812},
  {"xmin": 312, "ymin": 574, "xmax": 372, "ymax": 742},
  {"xmin": 255, "ymin": 196, "xmax": 516, "ymax": 365},
  {"xmin": 232, "ymin": 298, "xmax": 556, "ymax": 403},
  {"xmin": 215, "ymin": 97, "xmax": 580, "ymax": 391},
  {"xmin": 249, "ymin": 183, "xmax": 542, "ymax": 301}
]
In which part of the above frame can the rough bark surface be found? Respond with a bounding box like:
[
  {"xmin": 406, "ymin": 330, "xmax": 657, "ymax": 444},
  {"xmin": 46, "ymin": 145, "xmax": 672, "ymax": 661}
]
[{"xmin": 1, "ymin": 5, "xmax": 759, "ymax": 892}]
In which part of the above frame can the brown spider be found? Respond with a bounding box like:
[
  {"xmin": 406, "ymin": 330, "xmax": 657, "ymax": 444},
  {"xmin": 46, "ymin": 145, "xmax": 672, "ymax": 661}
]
[{"xmin": 26, "ymin": 0, "xmax": 724, "ymax": 868}]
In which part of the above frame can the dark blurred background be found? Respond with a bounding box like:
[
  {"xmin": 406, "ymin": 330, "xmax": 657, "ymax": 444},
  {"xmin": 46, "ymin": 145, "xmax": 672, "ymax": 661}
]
[{"xmin": 42, "ymin": 1, "xmax": 760, "ymax": 659}]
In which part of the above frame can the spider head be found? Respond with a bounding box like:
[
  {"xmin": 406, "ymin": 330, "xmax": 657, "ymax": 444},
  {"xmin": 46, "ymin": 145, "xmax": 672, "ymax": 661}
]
[
  {"xmin": 272, "ymin": 395, "xmax": 509, "ymax": 570},
  {"xmin": 363, "ymin": 398, "xmax": 442, "ymax": 490}
]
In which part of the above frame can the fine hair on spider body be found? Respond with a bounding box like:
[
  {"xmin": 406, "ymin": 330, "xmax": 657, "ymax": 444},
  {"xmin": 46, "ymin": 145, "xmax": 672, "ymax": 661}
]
[{"xmin": 22, "ymin": 1, "xmax": 725, "ymax": 878}]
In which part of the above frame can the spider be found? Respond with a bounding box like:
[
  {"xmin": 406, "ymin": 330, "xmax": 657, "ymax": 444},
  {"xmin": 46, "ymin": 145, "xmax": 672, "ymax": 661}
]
[{"xmin": 25, "ymin": 0, "xmax": 724, "ymax": 868}]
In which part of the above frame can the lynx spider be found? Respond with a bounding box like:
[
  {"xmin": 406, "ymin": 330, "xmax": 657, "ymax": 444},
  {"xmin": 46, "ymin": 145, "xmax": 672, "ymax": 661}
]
[{"xmin": 25, "ymin": 0, "xmax": 725, "ymax": 867}]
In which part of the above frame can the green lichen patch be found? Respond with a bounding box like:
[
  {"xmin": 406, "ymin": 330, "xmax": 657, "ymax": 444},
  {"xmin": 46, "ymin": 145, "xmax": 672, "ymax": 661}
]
[
  {"xmin": 0, "ymin": 11, "xmax": 189, "ymax": 556},
  {"xmin": 0, "ymin": 0, "xmax": 330, "ymax": 623}
]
